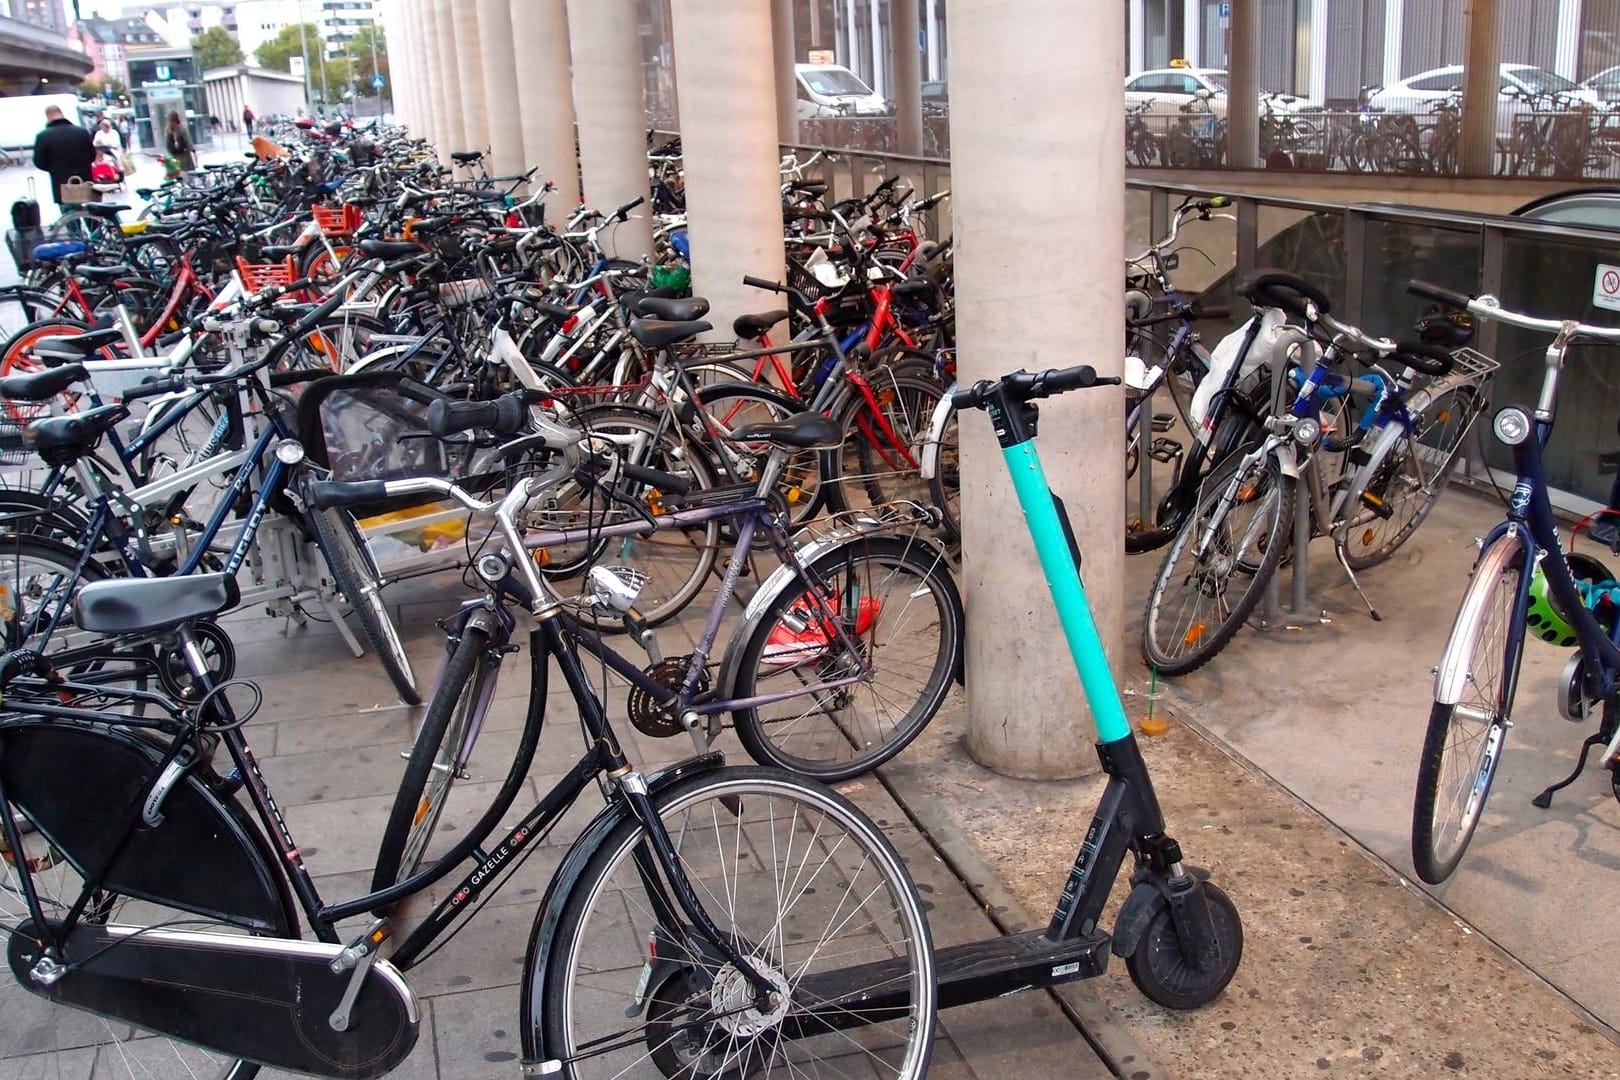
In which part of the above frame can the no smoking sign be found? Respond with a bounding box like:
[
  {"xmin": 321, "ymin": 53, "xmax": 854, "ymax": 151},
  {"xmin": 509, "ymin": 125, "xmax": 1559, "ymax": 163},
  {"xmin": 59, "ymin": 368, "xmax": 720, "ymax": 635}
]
[{"xmin": 1595, "ymin": 263, "xmax": 1620, "ymax": 312}]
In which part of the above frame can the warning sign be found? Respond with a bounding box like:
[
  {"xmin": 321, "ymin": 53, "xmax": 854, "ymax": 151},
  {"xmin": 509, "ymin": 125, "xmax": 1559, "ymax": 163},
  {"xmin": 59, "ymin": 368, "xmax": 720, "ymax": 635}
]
[{"xmin": 1595, "ymin": 263, "xmax": 1620, "ymax": 312}]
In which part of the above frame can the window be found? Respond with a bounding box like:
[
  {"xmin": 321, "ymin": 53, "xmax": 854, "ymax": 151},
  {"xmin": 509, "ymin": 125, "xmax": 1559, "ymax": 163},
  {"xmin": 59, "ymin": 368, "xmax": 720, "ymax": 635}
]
[
  {"xmin": 801, "ymin": 68, "xmax": 873, "ymax": 96},
  {"xmin": 1409, "ymin": 72, "xmax": 1463, "ymax": 92},
  {"xmin": 1127, "ymin": 74, "xmax": 1176, "ymax": 94},
  {"xmin": 1510, "ymin": 67, "xmax": 1579, "ymax": 94}
]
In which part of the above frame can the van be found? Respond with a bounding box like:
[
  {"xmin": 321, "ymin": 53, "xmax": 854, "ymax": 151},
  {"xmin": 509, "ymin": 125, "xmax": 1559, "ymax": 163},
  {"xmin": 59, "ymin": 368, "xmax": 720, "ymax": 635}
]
[{"xmin": 795, "ymin": 64, "xmax": 889, "ymax": 119}]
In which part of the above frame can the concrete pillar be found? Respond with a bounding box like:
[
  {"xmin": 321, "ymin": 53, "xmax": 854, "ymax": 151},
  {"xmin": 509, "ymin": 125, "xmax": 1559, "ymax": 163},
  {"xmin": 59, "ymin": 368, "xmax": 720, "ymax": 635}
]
[
  {"xmin": 844, "ymin": 0, "xmax": 858, "ymax": 72},
  {"xmin": 891, "ymin": 0, "xmax": 922, "ymax": 154},
  {"xmin": 869, "ymin": 0, "xmax": 886, "ymax": 97},
  {"xmin": 1460, "ymin": 0, "xmax": 1502, "ymax": 175},
  {"xmin": 417, "ymin": 0, "xmax": 447, "ymax": 149},
  {"xmin": 670, "ymin": 1, "xmax": 785, "ymax": 329},
  {"xmin": 566, "ymin": 0, "xmax": 653, "ymax": 258},
  {"xmin": 1128, "ymin": 0, "xmax": 1145, "ymax": 76},
  {"xmin": 1554, "ymin": 0, "xmax": 1583, "ymax": 80},
  {"xmin": 1182, "ymin": 0, "xmax": 1200, "ymax": 66},
  {"xmin": 511, "ymin": 0, "xmax": 580, "ymax": 209},
  {"xmin": 1227, "ymin": 0, "xmax": 1260, "ymax": 167},
  {"xmin": 949, "ymin": 0, "xmax": 1123, "ymax": 779},
  {"xmin": 1306, "ymin": 0, "xmax": 1327, "ymax": 104},
  {"xmin": 925, "ymin": 0, "xmax": 941, "ymax": 80},
  {"xmin": 455, "ymin": 0, "xmax": 489, "ymax": 153},
  {"xmin": 431, "ymin": 0, "xmax": 466, "ymax": 157},
  {"xmin": 410, "ymin": 0, "xmax": 432, "ymax": 139},
  {"xmin": 475, "ymin": 0, "xmax": 523, "ymax": 176},
  {"xmin": 1383, "ymin": 0, "xmax": 1404, "ymax": 88},
  {"xmin": 773, "ymin": 0, "xmax": 800, "ymax": 144}
]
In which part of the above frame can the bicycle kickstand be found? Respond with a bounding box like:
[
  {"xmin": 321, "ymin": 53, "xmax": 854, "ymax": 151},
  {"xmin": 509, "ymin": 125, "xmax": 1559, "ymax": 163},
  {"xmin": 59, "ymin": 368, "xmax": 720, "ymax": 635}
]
[{"xmin": 1332, "ymin": 542, "xmax": 1382, "ymax": 622}]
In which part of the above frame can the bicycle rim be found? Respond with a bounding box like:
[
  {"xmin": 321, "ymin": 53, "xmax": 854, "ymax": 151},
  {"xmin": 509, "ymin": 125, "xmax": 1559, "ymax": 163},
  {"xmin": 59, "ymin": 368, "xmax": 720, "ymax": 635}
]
[{"xmin": 543, "ymin": 769, "xmax": 935, "ymax": 1080}]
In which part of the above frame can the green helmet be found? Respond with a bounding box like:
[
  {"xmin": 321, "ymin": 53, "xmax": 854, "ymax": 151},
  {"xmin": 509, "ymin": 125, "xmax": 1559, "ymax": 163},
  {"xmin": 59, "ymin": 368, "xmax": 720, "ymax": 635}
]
[{"xmin": 1525, "ymin": 552, "xmax": 1614, "ymax": 647}]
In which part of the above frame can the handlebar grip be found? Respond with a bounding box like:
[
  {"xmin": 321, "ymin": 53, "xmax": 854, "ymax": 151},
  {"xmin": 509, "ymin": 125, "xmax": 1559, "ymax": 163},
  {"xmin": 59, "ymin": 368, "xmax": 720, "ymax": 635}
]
[
  {"xmin": 122, "ymin": 378, "xmax": 186, "ymax": 401},
  {"xmin": 289, "ymin": 290, "xmax": 346, "ymax": 338},
  {"xmin": 427, "ymin": 393, "xmax": 526, "ymax": 438},
  {"xmin": 1189, "ymin": 303, "xmax": 1232, "ymax": 321},
  {"xmin": 1388, "ymin": 339, "xmax": 1456, "ymax": 377},
  {"xmin": 268, "ymin": 367, "xmax": 335, "ymax": 389},
  {"xmin": 613, "ymin": 195, "xmax": 646, "ymax": 221},
  {"xmin": 742, "ymin": 275, "xmax": 784, "ymax": 293},
  {"xmin": 1034, "ymin": 365, "xmax": 1111, "ymax": 395},
  {"xmin": 1406, "ymin": 279, "xmax": 1474, "ymax": 310},
  {"xmin": 621, "ymin": 461, "xmax": 692, "ymax": 495},
  {"xmin": 307, "ymin": 479, "xmax": 389, "ymax": 509}
]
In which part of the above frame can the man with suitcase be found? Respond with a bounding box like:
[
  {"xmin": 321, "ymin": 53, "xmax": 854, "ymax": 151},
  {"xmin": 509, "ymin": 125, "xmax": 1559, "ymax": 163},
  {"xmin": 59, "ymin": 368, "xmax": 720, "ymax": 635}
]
[{"xmin": 32, "ymin": 105, "xmax": 96, "ymax": 207}]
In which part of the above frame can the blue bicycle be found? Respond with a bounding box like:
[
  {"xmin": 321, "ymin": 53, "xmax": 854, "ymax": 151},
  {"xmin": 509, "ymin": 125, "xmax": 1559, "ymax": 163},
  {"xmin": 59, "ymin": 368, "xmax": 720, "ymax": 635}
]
[{"xmin": 1408, "ymin": 280, "xmax": 1620, "ymax": 883}]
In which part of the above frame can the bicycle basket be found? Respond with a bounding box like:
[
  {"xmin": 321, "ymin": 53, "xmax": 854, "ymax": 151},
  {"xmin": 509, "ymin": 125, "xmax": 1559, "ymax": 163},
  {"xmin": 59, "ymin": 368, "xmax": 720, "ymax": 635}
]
[
  {"xmin": 235, "ymin": 255, "xmax": 298, "ymax": 294},
  {"xmin": 310, "ymin": 203, "xmax": 361, "ymax": 238},
  {"xmin": 6, "ymin": 228, "xmax": 85, "ymax": 273},
  {"xmin": 0, "ymin": 416, "xmax": 34, "ymax": 467}
]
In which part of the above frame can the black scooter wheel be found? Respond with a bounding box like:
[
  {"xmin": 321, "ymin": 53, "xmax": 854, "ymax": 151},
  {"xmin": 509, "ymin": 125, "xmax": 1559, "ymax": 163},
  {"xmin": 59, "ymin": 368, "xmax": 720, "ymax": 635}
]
[{"xmin": 1125, "ymin": 882, "xmax": 1243, "ymax": 1009}]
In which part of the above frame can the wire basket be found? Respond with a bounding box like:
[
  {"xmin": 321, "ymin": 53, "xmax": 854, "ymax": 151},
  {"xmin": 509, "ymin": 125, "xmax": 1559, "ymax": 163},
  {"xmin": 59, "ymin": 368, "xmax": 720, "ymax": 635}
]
[
  {"xmin": 311, "ymin": 203, "xmax": 361, "ymax": 238},
  {"xmin": 0, "ymin": 417, "xmax": 35, "ymax": 467},
  {"xmin": 235, "ymin": 255, "xmax": 299, "ymax": 294}
]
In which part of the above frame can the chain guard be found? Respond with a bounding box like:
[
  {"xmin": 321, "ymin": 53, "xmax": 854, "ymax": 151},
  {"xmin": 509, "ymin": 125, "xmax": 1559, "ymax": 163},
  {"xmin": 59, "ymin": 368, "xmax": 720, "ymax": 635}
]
[{"xmin": 627, "ymin": 656, "xmax": 709, "ymax": 739}]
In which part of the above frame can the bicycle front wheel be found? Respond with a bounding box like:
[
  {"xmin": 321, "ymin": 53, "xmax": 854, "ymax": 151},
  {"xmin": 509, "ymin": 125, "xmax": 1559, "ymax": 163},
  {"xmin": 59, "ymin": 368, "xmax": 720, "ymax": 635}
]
[
  {"xmin": 1142, "ymin": 452, "xmax": 1292, "ymax": 676},
  {"xmin": 829, "ymin": 366, "xmax": 941, "ymax": 515},
  {"xmin": 730, "ymin": 534, "xmax": 962, "ymax": 780},
  {"xmin": 307, "ymin": 501, "xmax": 420, "ymax": 705},
  {"xmin": 1411, "ymin": 535, "xmax": 1526, "ymax": 884},
  {"xmin": 1343, "ymin": 383, "xmax": 1481, "ymax": 570},
  {"xmin": 537, "ymin": 767, "xmax": 935, "ymax": 1080}
]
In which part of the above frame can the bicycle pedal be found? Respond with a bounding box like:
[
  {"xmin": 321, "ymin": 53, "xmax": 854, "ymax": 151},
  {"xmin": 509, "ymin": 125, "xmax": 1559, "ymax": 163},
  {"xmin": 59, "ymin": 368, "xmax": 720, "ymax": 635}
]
[
  {"xmin": 1148, "ymin": 437, "xmax": 1183, "ymax": 464},
  {"xmin": 1151, "ymin": 412, "xmax": 1176, "ymax": 433}
]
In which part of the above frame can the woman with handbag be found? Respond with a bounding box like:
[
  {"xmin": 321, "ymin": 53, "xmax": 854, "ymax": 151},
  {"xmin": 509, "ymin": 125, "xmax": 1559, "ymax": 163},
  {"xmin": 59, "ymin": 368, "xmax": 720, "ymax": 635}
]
[{"xmin": 165, "ymin": 111, "xmax": 196, "ymax": 174}]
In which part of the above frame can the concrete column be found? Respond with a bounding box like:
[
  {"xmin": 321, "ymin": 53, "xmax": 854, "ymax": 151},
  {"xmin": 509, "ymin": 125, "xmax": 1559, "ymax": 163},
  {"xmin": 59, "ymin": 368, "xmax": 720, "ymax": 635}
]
[
  {"xmin": 510, "ymin": 0, "xmax": 580, "ymax": 208},
  {"xmin": 1182, "ymin": 0, "xmax": 1200, "ymax": 66},
  {"xmin": 419, "ymin": 0, "xmax": 450, "ymax": 152},
  {"xmin": 1228, "ymin": 0, "xmax": 1260, "ymax": 167},
  {"xmin": 949, "ymin": 0, "xmax": 1124, "ymax": 779},
  {"xmin": 410, "ymin": 0, "xmax": 432, "ymax": 138},
  {"xmin": 1554, "ymin": 0, "xmax": 1583, "ymax": 80},
  {"xmin": 475, "ymin": 0, "xmax": 523, "ymax": 176},
  {"xmin": 844, "ymin": 0, "xmax": 858, "ymax": 72},
  {"xmin": 926, "ymin": 0, "xmax": 941, "ymax": 80},
  {"xmin": 1383, "ymin": 0, "xmax": 1404, "ymax": 88},
  {"xmin": 1307, "ymin": 0, "xmax": 1327, "ymax": 104},
  {"xmin": 1128, "ymin": 0, "xmax": 1145, "ymax": 76},
  {"xmin": 891, "ymin": 0, "xmax": 922, "ymax": 154},
  {"xmin": 869, "ymin": 0, "xmax": 886, "ymax": 97},
  {"xmin": 670, "ymin": 0, "xmax": 785, "ymax": 329},
  {"xmin": 1460, "ymin": 0, "xmax": 1502, "ymax": 175},
  {"xmin": 454, "ymin": 0, "xmax": 489, "ymax": 153},
  {"xmin": 774, "ymin": 0, "xmax": 800, "ymax": 144},
  {"xmin": 567, "ymin": 0, "xmax": 653, "ymax": 258},
  {"xmin": 431, "ymin": 0, "xmax": 466, "ymax": 157}
]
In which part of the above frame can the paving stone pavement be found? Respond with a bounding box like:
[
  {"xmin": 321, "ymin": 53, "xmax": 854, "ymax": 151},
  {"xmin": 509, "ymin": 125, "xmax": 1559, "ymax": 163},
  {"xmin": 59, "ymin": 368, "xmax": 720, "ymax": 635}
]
[{"xmin": 0, "ymin": 570, "xmax": 1126, "ymax": 1079}]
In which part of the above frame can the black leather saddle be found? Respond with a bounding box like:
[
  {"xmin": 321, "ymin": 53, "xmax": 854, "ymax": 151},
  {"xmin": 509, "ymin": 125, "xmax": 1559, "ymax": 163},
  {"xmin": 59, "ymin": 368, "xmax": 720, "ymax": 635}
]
[
  {"xmin": 733, "ymin": 310, "xmax": 788, "ymax": 339},
  {"xmin": 629, "ymin": 318, "xmax": 712, "ymax": 350},
  {"xmin": 730, "ymin": 411, "xmax": 843, "ymax": 449},
  {"xmin": 74, "ymin": 573, "xmax": 241, "ymax": 635}
]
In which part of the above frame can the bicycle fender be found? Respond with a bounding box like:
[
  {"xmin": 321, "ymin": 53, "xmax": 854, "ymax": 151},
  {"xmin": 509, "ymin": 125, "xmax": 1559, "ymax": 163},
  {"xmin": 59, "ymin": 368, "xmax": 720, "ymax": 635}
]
[
  {"xmin": 714, "ymin": 530, "xmax": 956, "ymax": 698},
  {"xmin": 919, "ymin": 387, "xmax": 955, "ymax": 481},
  {"xmin": 1110, "ymin": 864, "xmax": 1213, "ymax": 959},
  {"xmin": 518, "ymin": 752, "xmax": 726, "ymax": 1067},
  {"xmin": 1274, "ymin": 441, "xmax": 1301, "ymax": 479},
  {"xmin": 1433, "ymin": 526, "xmax": 1531, "ymax": 705}
]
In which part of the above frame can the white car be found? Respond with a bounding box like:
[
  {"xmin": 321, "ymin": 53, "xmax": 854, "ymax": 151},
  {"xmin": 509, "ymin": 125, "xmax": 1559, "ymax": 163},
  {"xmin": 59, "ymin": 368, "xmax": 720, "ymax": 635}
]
[
  {"xmin": 1368, "ymin": 64, "xmax": 1604, "ymax": 137},
  {"xmin": 795, "ymin": 64, "xmax": 889, "ymax": 119},
  {"xmin": 1124, "ymin": 66, "xmax": 1317, "ymax": 121}
]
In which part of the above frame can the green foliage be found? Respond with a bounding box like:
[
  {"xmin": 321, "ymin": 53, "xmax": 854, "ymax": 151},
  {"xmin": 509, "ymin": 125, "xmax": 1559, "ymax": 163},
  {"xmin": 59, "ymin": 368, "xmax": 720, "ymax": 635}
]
[
  {"xmin": 345, "ymin": 23, "xmax": 389, "ymax": 98},
  {"xmin": 254, "ymin": 22, "xmax": 357, "ymax": 103},
  {"xmin": 192, "ymin": 26, "xmax": 243, "ymax": 70}
]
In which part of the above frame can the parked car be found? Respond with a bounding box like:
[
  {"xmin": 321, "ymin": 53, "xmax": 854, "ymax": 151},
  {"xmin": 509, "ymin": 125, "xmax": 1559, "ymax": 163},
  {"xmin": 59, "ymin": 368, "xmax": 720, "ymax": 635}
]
[
  {"xmin": 1582, "ymin": 65, "xmax": 1620, "ymax": 102},
  {"xmin": 1368, "ymin": 63, "xmax": 1605, "ymax": 136},
  {"xmin": 1124, "ymin": 65, "xmax": 1318, "ymax": 121},
  {"xmin": 795, "ymin": 63, "xmax": 889, "ymax": 119}
]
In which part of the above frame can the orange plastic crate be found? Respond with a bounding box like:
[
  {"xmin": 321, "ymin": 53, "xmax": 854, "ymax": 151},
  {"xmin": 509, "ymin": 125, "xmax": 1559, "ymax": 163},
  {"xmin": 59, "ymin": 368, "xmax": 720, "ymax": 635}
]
[
  {"xmin": 311, "ymin": 203, "xmax": 361, "ymax": 237},
  {"xmin": 235, "ymin": 255, "xmax": 298, "ymax": 293}
]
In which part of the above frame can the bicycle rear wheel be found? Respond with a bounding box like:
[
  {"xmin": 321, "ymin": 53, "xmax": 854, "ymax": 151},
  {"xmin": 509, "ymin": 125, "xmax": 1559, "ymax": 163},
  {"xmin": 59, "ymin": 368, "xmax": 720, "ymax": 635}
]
[
  {"xmin": 830, "ymin": 367, "xmax": 940, "ymax": 515},
  {"xmin": 1412, "ymin": 535, "xmax": 1526, "ymax": 884},
  {"xmin": 536, "ymin": 767, "xmax": 935, "ymax": 1080},
  {"xmin": 1343, "ymin": 384, "xmax": 1481, "ymax": 570},
  {"xmin": 729, "ymin": 534, "xmax": 962, "ymax": 780},
  {"xmin": 1142, "ymin": 451, "xmax": 1292, "ymax": 676},
  {"xmin": 306, "ymin": 500, "xmax": 420, "ymax": 705}
]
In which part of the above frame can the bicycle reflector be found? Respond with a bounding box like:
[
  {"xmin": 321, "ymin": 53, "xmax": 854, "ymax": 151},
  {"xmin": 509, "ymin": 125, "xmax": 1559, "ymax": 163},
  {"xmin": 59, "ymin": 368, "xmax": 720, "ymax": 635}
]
[{"xmin": 1493, "ymin": 405, "xmax": 1531, "ymax": 446}]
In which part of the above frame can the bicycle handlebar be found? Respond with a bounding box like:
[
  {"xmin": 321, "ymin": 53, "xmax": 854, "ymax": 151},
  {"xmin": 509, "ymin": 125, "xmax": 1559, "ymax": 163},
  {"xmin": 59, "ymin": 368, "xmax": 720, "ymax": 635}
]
[
  {"xmin": 952, "ymin": 364, "xmax": 1122, "ymax": 410},
  {"xmin": 1406, "ymin": 279, "xmax": 1620, "ymax": 342}
]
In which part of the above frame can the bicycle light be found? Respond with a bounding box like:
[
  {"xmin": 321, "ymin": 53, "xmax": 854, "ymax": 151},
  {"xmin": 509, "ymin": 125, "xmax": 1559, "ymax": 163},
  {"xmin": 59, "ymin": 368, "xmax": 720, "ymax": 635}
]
[
  {"xmin": 475, "ymin": 552, "xmax": 510, "ymax": 584},
  {"xmin": 1292, "ymin": 417, "xmax": 1322, "ymax": 447},
  {"xmin": 1493, "ymin": 406, "xmax": 1532, "ymax": 446},
  {"xmin": 274, "ymin": 440, "xmax": 306, "ymax": 466}
]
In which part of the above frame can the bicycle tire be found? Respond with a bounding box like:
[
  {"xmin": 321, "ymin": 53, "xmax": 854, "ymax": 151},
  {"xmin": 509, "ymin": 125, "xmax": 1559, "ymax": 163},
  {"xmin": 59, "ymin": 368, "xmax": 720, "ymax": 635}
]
[
  {"xmin": 830, "ymin": 366, "xmax": 941, "ymax": 516},
  {"xmin": 1411, "ymin": 535, "xmax": 1526, "ymax": 884},
  {"xmin": 729, "ymin": 533, "xmax": 962, "ymax": 780},
  {"xmin": 536, "ymin": 766, "xmax": 935, "ymax": 1080},
  {"xmin": 1142, "ymin": 452, "xmax": 1293, "ymax": 676},
  {"xmin": 1342, "ymin": 384, "xmax": 1481, "ymax": 570},
  {"xmin": 371, "ymin": 623, "xmax": 498, "ymax": 890},
  {"xmin": 305, "ymin": 499, "xmax": 420, "ymax": 705},
  {"xmin": 927, "ymin": 401, "xmax": 960, "ymax": 541}
]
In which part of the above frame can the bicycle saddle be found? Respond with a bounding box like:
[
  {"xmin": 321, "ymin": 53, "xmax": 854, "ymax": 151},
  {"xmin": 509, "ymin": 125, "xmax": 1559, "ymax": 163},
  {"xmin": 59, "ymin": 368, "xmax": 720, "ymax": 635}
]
[
  {"xmin": 73, "ymin": 572, "xmax": 240, "ymax": 635},
  {"xmin": 733, "ymin": 310, "xmax": 788, "ymax": 339},
  {"xmin": 84, "ymin": 203, "xmax": 130, "ymax": 219},
  {"xmin": 634, "ymin": 295, "xmax": 710, "ymax": 321},
  {"xmin": 359, "ymin": 238, "xmax": 420, "ymax": 260},
  {"xmin": 451, "ymin": 150, "xmax": 484, "ymax": 163},
  {"xmin": 29, "ymin": 403, "xmax": 130, "ymax": 465},
  {"xmin": 32, "ymin": 325, "xmax": 124, "ymax": 363},
  {"xmin": 629, "ymin": 317, "xmax": 712, "ymax": 350},
  {"xmin": 259, "ymin": 244, "xmax": 303, "ymax": 259},
  {"xmin": 76, "ymin": 263, "xmax": 135, "ymax": 282},
  {"xmin": 1238, "ymin": 269, "xmax": 1332, "ymax": 317},
  {"xmin": 0, "ymin": 363, "xmax": 88, "ymax": 402},
  {"xmin": 730, "ymin": 411, "xmax": 843, "ymax": 449}
]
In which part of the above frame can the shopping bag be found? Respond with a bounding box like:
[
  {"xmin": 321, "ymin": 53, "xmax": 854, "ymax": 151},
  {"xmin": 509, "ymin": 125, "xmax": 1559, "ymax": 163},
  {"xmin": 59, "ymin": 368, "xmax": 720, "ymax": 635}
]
[
  {"xmin": 59, "ymin": 176, "xmax": 96, "ymax": 205},
  {"xmin": 121, "ymin": 153, "xmax": 137, "ymax": 175}
]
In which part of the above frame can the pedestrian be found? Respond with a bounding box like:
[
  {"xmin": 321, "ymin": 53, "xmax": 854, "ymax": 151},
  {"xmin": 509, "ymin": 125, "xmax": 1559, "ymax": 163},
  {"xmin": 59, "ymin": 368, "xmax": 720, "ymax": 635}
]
[
  {"xmin": 92, "ymin": 117, "xmax": 123, "ymax": 156},
  {"xmin": 32, "ymin": 104, "xmax": 96, "ymax": 208},
  {"xmin": 165, "ymin": 110, "xmax": 196, "ymax": 173},
  {"xmin": 242, "ymin": 104, "xmax": 255, "ymax": 137}
]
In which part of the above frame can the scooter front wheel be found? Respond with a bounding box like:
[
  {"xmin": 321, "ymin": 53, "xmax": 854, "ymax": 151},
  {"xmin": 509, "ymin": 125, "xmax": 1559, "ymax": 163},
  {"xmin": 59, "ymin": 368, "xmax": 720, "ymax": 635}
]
[{"xmin": 1125, "ymin": 882, "xmax": 1243, "ymax": 1009}]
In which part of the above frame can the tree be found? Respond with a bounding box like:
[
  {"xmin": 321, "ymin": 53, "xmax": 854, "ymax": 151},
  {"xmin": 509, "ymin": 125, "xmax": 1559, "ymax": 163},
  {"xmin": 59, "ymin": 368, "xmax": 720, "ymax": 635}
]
[
  {"xmin": 192, "ymin": 26, "xmax": 243, "ymax": 70},
  {"xmin": 345, "ymin": 24, "xmax": 389, "ymax": 99},
  {"xmin": 254, "ymin": 23, "xmax": 353, "ymax": 103}
]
